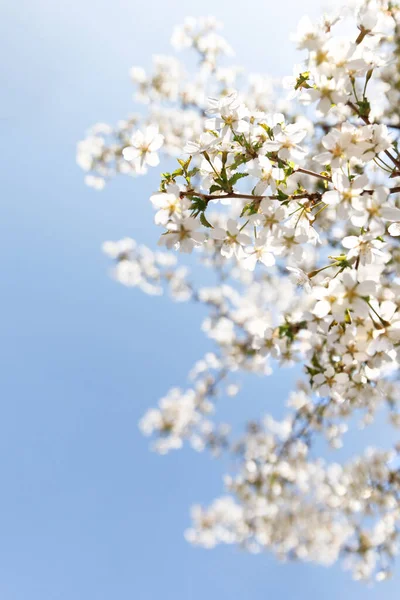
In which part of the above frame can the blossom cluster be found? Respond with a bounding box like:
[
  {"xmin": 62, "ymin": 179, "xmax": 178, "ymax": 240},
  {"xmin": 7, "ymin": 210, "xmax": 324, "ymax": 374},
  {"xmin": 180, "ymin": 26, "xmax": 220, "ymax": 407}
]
[{"xmin": 78, "ymin": 0, "xmax": 400, "ymax": 583}]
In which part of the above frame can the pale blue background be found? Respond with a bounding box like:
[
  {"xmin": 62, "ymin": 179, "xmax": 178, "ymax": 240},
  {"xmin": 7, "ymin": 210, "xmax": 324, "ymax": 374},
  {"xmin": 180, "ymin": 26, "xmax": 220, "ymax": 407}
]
[{"xmin": 1, "ymin": 0, "xmax": 399, "ymax": 597}]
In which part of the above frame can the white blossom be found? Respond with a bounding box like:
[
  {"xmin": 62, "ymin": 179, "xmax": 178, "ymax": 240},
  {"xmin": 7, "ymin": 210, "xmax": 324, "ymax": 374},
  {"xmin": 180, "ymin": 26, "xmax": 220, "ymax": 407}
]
[{"xmin": 78, "ymin": 2, "xmax": 400, "ymax": 583}]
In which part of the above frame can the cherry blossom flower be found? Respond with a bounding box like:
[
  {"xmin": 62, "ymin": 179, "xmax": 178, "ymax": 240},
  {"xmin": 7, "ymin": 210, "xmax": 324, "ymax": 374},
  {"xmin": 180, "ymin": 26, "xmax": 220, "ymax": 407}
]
[
  {"xmin": 323, "ymin": 172, "xmax": 369, "ymax": 212},
  {"xmin": 160, "ymin": 217, "xmax": 206, "ymax": 253},
  {"xmin": 342, "ymin": 233, "xmax": 387, "ymax": 266},
  {"xmin": 210, "ymin": 219, "xmax": 252, "ymax": 259},
  {"xmin": 150, "ymin": 185, "xmax": 189, "ymax": 225},
  {"xmin": 313, "ymin": 365, "xmax": 349, "ymax": 397},
  {"xmin": 248, "ymin": 156, "xmax": 283, "ymax": 195},
  {"xmin": 241, "ymin": 233, "xmax": 276, "ymax": 271},
  {"xmin": 123, "ymin": 125, "xmax": 164, "ymax": 173},
  {"xmin": 263, "ymin": 123, "xmax": 307, "ymax": 163}
]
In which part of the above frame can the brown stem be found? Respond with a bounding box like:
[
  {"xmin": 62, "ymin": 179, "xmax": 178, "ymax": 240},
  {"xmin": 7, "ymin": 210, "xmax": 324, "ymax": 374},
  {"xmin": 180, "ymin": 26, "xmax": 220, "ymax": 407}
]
[
  {"xmin": 270, "ymin": 157, "xmax": 332, "ymax": 183},
  {"xmin": 181, "ymin": 184, "xmax": 400, "ymax": 207},
  {"xmin": 295, "ymin": 167, "xmax": 331, "ymax": 182},
  {"xmin": 355, "ymin": 27, "xmax": 368, "ymax": 45},
  {"xmin": 181, "ymin": 191, "xmax": 322, "ymax": 203}
]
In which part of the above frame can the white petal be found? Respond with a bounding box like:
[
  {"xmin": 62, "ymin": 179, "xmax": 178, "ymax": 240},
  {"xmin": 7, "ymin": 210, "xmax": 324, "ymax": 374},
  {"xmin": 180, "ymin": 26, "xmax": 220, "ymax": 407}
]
[
  {"xmin": 210, "ymin": 227, "xmax": 226, "ymax": 240},
  {"xmin": 149, "ymin": 134, "xmax": 164, "ymax": 152},
  {"xmin": 242, "ymin": 254, "xmax": 257, "ymax": 271},
  {"xmin": 357, "ymin": 280, "xmax": 377, "ymax": 296},
  {"xmin": 335, "ymin": 372, "xmax": 349, "ymax": 384},
  {"xmin": 388, "ymin": 222, "xmax": 400, "ymax": 236},
  {"xmin": 146, "ymin": 152, "xmax": 160, "ymax": 167},
  {"xmin": 122, "ymin": 146, "xmax": 139, "ymax": 161},
  {"xmin": 323, "ymin": 190, "xmax": 340, "ymax": 205},
  {"xmin": 131, "ymin": 130, "xmax": 144, "ymax": 147},
  {"xmin": 260, "ymin": 252, "xmax": 275, "ymax": 267},
  {"xmin": 342, "ymin": 236, "xmax": 359, "ymax": 249},
  {"xmin": 150, "ymin": 192, "xmax": 174, "ymax": 208},
  {"xmin": 381, "ymin": 206, "xmax": 400, "ymax": 221},
  {"xmin": 313, "ymin": 299, "xmax": 331, "ymax": 319}
]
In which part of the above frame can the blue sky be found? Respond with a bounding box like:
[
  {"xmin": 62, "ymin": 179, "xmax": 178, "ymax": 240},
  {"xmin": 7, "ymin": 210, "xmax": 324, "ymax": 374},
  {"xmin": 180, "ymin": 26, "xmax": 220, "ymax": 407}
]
[{"xmin": 1, "ymin": 0, "xmax": 400, "ymax": 598}]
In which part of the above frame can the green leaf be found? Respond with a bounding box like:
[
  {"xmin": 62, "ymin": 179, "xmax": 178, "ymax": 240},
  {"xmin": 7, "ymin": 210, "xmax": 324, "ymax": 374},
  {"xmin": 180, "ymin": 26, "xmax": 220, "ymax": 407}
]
[
  {"xmin": 277, "ymin": 189, "xmax": 289, "ymax": 200},
  {"xmin": 357, "ymin": 98, "xmax": 371, "ymax": 118},
  {"xmin": 178, "ymin": 157, "xmax": 191, "ymax": 170},
  {"xmin": 240, "ymin": 202, "xmax": 258, "ymax": 217},
  {"xmin": 200, "ymin": 212, "xmax": 213, "ymax": 228},
  {"xmin": 259, "ymin": 123, "xmax": 273, "ymax": 139},
  {"xmin": 229, "ymin": 172, "xmax": 249, "ymax": 186},
  {"xmin": 294, "ymin": 71, "xmax": 311, "ymax": 90},
  {"xmin": 214, "ymin": 178, "xmax": 225, "ymax": 187},
  {"xmin": 230, "ymin": 155, "xmax": 248, "ymax": 170},
  {"xmin": 189, "ymin": 197, "xmax": 207, "ymax": 213},
  {"xmin": 306, "ymin": 366, "xmax": 320, "ymax": 377}
]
